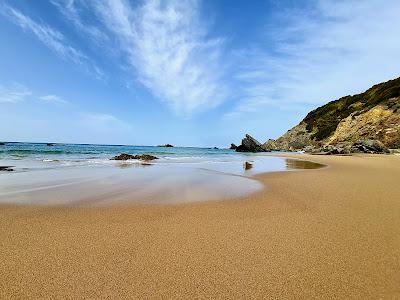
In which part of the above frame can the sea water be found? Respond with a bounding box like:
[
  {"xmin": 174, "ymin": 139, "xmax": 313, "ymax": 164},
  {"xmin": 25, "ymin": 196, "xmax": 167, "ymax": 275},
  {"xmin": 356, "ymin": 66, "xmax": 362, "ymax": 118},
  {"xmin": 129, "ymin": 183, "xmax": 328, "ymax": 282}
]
[{"xmin": 0, "ymin": 142, "xmax": 319, "ymax": 206}]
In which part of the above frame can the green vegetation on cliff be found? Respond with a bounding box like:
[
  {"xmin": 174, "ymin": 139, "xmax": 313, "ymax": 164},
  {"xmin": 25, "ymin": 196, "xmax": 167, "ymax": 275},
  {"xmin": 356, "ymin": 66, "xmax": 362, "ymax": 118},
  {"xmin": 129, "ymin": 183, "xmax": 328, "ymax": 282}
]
[
  {"xmin": 265, "ymin": 77, "xmax": 400, "ymax": 151},
  {"xmin": 303, "ymin": 77, "xmax": 400, "ymax": 141}
]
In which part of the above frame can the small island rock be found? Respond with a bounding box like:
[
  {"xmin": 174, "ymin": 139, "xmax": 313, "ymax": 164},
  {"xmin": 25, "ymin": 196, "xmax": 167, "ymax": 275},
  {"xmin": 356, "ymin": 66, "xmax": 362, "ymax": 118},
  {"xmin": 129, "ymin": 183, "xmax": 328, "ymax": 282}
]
[
  {"xmin": 229, "ymin": 143, "xmax": 237, "ymax": 150},
  {"xmin": 236, "ymin": 134, "xmax": 269, "ymax": 152}
]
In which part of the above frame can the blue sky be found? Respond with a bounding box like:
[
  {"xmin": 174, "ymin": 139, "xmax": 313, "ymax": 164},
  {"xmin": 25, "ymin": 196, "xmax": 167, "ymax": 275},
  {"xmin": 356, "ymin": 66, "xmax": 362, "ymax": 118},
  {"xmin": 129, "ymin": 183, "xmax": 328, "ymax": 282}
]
[{"xmin": 1, "ymin": 0, "xmax": 399, "ymax": 147}]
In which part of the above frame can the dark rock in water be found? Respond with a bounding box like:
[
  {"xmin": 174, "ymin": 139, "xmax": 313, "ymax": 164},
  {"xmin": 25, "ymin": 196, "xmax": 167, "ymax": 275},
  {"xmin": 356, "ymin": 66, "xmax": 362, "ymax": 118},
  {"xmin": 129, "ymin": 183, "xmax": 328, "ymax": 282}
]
[
  {"xmin": 136, "ymin": 154, "xmax": 158, "ymax": 161},
  {"xmin": 158, "ymin": 144, "xmax": 174, "ymax": 147},
  {"xmin": 111, "ymin": 153, "xmax": 135, "ymax": 160},
  {"xmin": 0, "ymin": 142, "xmax": 5, "ymax": 145},
  {"xmin": 244, "ymin": 161, "xmax": 253, "ymax": 170},
  {"xmin": 350, "ymin": 140, "xmax": 389, "ymax": 154},
  {"xmin": 236, "ymin": 134, "xmax": 269, "ymax": 152},
  {"xmin": 235, "ymin": 144, "xmax": 249, "ymax": 152},
  {"xmin": 0, "ymin": 166, "xmax": 14, "ymax": 171},
  {"xmin": 111, "ymin": 153, "xmax": 158, "ymax": 161},
  {"xmin": 213, "ymin": 147, "xmax": 219, "ymax": 149},
  {"xmin": 229, "ymin": 143, "xmax": 237, "ymax": 150},
  {"xmin": 47, "ymin": 143, "xmax": 55, "ymax": 146}
]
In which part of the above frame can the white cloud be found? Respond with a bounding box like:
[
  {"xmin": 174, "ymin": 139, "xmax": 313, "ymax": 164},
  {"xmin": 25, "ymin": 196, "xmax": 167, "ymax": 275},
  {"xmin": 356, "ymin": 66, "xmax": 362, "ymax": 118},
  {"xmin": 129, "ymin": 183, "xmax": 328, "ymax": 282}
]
[
  {"xmin": 39, "ymin": 95, "xmax": 69, "ymax": 104},
  {"xmin": 82, "ymin": 112, "xmax": 132, "ymax": 130},
  {"xmin": 94, "ymin": 0, "xmax": 228, "ymax": 116},
  {"xmin": 0, "ymin": 83, "xmax": 32, "ymax": 103},
  {"xmin": 1, "ymin": 3, "xmax": 104, "ymax": 79},
  {"xmin": 50, "ymin": 0, "xmax": 109, "ymax": 44},
  {"xmin": 228, "ymin": 0, "xmax": 400, "ymax": 118}
]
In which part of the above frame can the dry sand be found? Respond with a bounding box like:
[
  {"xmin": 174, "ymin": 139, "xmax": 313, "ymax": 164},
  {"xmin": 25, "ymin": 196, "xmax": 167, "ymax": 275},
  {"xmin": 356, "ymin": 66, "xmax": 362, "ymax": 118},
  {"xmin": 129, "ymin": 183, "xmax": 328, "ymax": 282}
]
[{"xmin": 1, "ymin": 154, "xmax": 399, "ymax": 299}]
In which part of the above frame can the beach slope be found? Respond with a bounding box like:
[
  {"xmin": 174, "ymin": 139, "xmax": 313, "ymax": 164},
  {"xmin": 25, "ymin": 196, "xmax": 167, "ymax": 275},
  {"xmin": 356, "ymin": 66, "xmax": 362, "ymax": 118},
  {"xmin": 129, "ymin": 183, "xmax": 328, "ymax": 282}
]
[{"xmin": 1, "ymin": 154, "xmax": 399, "ymax": 299}]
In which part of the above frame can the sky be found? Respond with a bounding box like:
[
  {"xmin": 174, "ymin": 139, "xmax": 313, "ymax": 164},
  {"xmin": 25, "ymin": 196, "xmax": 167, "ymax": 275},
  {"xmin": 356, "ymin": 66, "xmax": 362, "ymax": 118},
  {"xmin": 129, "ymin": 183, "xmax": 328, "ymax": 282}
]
[{"xmin": 1, "ymin": 0, "xmax": 399, "ymax": 147}]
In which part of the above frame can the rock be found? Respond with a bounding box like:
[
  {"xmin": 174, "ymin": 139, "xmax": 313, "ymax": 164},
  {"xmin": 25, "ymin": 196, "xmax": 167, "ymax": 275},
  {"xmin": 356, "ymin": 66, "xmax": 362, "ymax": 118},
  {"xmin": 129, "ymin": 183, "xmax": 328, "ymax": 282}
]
[
  {"xmin": 136, "ymin": 154, "xmax": 158, "ymax": 160},
  {"xmin": 389, "ymin": 149, "xmax": 400, "ymax": 155},
  {"xmin": 229, "ymin": 143, "xmax": 237, "ymax": 150},
  {"xmin": 0, "ymin": 166, "xmax": 14, "ymax": 171},
  {"xmin": 0, "ymin": 142, "xmax": 5, "ymax": 145},
  {"xmin": 263, "ymin": 123, "xmax": 315, "ymax": 151},
  {"xmin": 236, "ymin": 134, "xmax": 269, "ymax": 152},
  {"xmin": 111, "ymin": 153, "xmax": 158, "ymax": 161},
  {"xmin": 244, "ymin": 161, "xmax": 253, "ymax": 170},
  {"xmin": 303, "ymin": 145, "xmax": 317, "ymax": 153},
  {"xmin": 350, "ymin": 140, "xmax": 389, "ymax": 154},
  {"xmin": 306, "ymin": 144, "xmax": 352, "ymax": 155},
  {"xmin": 158, "ymin": 144, "xmax": 174, "ymax": 147},
  {"xmin": 46, "ymin": 143, "xmax": 55, "ymax": 146},
  {"xmin": 213, "ymin": 147, "xmax": 219, "ymax": 149},
  {"xmin": 111, "ymin": 153, "xmax": 135, "ymax": 160},
  {"xmin": 263, "ymin": 139, "xmax": 277, "ymax": 151}
]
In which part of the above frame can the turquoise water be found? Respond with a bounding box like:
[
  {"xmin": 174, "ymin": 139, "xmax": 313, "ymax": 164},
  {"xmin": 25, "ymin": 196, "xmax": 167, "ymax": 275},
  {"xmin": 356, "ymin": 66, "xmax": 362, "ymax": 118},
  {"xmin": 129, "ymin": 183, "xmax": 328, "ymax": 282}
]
[
  {"xmin": 0, "ymin": 142, "xmax": 289, "ymax": 173},
  {"xmin": 0, "ymin": 142, "xmax": 233, "ymax": 160},
  {"xmin": 0, "ymin": 142, "xmax": 310, "ymax": 206}
]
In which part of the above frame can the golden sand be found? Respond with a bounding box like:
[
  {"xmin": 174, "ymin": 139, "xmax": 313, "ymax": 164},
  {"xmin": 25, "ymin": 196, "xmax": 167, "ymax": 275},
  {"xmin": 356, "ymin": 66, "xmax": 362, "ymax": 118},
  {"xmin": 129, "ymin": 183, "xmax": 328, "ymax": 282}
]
[{"xmin": 1, "ymin": 154, "xmax": 399, "ymax": 299}]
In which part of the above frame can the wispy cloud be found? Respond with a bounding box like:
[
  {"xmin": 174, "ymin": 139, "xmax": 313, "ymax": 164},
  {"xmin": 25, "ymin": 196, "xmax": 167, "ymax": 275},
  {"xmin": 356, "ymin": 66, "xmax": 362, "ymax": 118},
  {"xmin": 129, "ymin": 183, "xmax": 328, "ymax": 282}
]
[
  {"xmin": 0, "ymin": 83, "xmax": 70, "ymax": 105},
  {"xmin": 0, "ymin": 83, "xmax": 32, "ymax": 103},
  {"xmin": 39, "ymin": 94, "xmax": 69, "ymax": 104},
  {"xmin": 81, "ymin": 112, "xmax": 132, "ymax": 132},
  {"xmin": 94, "ymin": 0, "xmax": 228, "ymax": 116},
  {"xmin": 50, "ymin": 0, "xmax": 109, "ymax": 44},
  {"xmin": 85, "ymin": 112, "xmax": 122, "ymax": 123},
  {"xmin": 1, "ymin": 2, "xmax": 104, "ymax": 79},
  {"xmin": 227, "ymin": 0, "xmax": 400, "ymax": 118}
]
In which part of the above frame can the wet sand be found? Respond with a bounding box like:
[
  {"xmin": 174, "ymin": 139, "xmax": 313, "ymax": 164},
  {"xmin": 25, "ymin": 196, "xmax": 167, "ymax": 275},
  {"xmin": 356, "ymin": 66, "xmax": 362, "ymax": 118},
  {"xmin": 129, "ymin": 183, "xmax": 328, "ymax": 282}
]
[{"xmin": 1, "ymin": 154, "xmax": 399, "ymax": 299}]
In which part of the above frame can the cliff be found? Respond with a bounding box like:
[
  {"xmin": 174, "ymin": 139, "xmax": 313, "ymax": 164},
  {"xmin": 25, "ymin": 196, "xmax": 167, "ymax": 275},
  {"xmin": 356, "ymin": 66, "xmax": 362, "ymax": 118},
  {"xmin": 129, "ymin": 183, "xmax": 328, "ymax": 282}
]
[{"xmin": 264, "ymin": 77, "xmax": 400, "ymax": 152}]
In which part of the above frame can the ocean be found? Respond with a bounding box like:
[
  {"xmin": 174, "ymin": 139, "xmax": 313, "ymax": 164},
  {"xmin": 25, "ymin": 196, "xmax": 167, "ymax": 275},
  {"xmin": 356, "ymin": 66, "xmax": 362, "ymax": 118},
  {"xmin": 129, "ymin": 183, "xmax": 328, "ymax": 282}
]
[
  {"xmin": 0, "ymin": 142, "xmax": 316, "ymax": 206},
  {"xmin": 0, "ymin": 142, "xmax": 292, "ymax": 172}
]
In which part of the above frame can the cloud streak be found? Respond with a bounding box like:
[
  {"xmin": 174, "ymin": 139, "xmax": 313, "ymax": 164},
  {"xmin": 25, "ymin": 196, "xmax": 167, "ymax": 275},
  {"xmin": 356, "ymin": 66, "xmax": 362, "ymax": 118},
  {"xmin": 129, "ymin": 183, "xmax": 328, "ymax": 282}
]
[
  {"xmin": 0, "ymin": 83, "xmax": 32, "ymax": 103},
  {"xmin": 50, "ymin": 0, "xmax": 109, "ymax": 44},
  {"xmin": 81, "ymin": 112, "xmax": 132, "ymax": 133},
  {"xmin": 1, "ymin": 2, "xmax": 104, "ymax": 79},
  {"xmin": 228, "ymin": 0, "xmax": 400, "ymax": 118},
  {"xmin": 94, "ymin": 0, "xmax": 228, "ymax": 116},
  {"xmin": 39, "ymin": 95, "xmax": 69, "ymax": 104}
]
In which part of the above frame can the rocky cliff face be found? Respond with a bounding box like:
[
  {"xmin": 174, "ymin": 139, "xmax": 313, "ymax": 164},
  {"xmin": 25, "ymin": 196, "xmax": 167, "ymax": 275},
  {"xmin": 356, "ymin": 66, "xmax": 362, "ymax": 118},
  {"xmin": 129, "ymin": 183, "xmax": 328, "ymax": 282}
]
[
  {"xmin": 327, "ymin": 104, "xmax": 400, "ymax": 148},
  {"xmin": 264, "ymin": 77, "xmax": 400, "ymax": 152},
  {"xmin": 236, "ymin": 134, "xmax": 268, "ymax": 152}
]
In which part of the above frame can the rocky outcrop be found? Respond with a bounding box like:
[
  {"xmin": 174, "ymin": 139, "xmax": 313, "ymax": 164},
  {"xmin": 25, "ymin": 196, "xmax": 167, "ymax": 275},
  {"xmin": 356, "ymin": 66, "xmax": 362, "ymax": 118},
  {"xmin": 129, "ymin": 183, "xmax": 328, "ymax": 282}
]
[
  {"xmin": 327, "ymin": 104, "xmax": 400, "ymax": 148},
  {"xmin": 244, "ymin": 161, "xmax": 253, "ymax": 170},
  {"xmin": 111, "ymin": 153, "xmax": 158, "ymax": 161},
  {"xmin": 0, "ymin": 166, "xmax": 14, "ymax": 171},
  {"xmin": 305, "ymin": 140, "xmax": 389, "ymax": 155},
  {"xmin": 263, "ymin": 122, "xmax": 315, "ymax": 151},
  {"xmin": 229, "ymin": 143, "xmax": 237, "ymax": 150},
  {"xmin": 350, "ymin": 140, "xmax": 389, "ymax": 154},
  {"xmin": 0, "ymin": 142, "xmax": 5, "ymax": 146},
  {"xmin": 263, "ymin": 77, "xmax": 400, "ymax": 153},
  {"xmin": 157, "ymin": 144, "xmax": 174, "ymax": 147},
  {"xmin": 236, "ymin": 134, "xmax": 269, "ymax": 152}
]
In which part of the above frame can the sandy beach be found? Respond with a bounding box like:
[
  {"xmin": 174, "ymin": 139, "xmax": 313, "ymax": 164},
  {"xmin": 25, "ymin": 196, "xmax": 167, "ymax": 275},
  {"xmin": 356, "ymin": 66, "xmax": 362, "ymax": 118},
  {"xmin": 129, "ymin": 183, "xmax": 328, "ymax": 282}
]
[{"xmin": 1, "ymin": 154, "xmax": 399, "ymax": 299}]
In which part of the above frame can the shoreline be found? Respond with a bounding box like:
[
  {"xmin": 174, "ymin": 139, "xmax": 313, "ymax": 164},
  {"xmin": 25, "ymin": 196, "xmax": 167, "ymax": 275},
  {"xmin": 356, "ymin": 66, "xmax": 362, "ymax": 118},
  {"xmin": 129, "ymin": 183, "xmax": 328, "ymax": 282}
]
[
  {"xmin": 0, "ymin": 155, "xmax": 321, "ymax": 207},
  {"xmin": 1, "ymin": 154, "xmax": 399, "ymax": 298}
]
